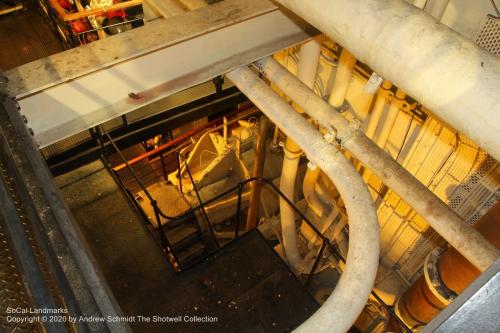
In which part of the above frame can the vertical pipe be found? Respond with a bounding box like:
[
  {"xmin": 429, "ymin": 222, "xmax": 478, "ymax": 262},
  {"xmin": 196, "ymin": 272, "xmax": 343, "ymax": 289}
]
[
  {"xmin": 376, "ymin": 88, "xmax": 406, "ymax": 149},
  {"xmin": 413, "ymin": 0, "xmax": 427, "ymax": 9},
  {"xmin": 427, "ymin": 0, "xmax": 450, "ymax": 20},
  {"xmin": 246, "ymin": 117, "xmax": 270, "ymax": 230},
  {"xmin": 297, "ymin": 39, "xmax": 322, "ymax": 89},
  {"xmin": 303, "ymin": 163, "xmax": 329, "ymax": 217},
  {"xmin": 365, "ymin": 81, "xmax": 392, "ymax": 139},
  {"xmin": 328, "ymin": 48, "xmax": 356, "ymax": 108},
  {"xmin": 280, "ymin": 138, "xmax": 303, "ymax": 267},
  {"xmin": 279, "ymin": 39, "xmax": 321, "ymax": 269}
]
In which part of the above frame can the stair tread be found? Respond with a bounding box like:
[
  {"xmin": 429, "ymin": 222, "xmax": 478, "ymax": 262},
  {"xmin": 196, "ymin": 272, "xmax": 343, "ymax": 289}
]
[
  {"xmin": 177, "ymin": 242, "xmax": 205, "ymax": 264},
  {"xmin": 166, "ymin": 225, "xmax": 197, "ymax": 245}
]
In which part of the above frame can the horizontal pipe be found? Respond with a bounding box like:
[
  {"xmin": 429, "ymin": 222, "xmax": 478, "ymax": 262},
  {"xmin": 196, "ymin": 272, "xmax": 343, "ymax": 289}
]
[
  {"xmin": 256, "ymin": 57, "xmax": 499, "ymax": 272},
  {"xmin": 227, "ymin": 66, "xmax": 380, "ymax": 333},
  {"xmin": 275, "ymin": 0, "xmax": 500, "ymax": 162}
]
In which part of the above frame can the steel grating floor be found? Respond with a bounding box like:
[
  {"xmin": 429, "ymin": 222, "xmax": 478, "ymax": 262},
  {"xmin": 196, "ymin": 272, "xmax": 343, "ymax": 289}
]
[
  {"xmin": 0, "ymin": 1, "xmax": 63, "ymax": 71},
  {"xmin": 56, "ymin": 159, "xmax": 319, "ymax": 332}
]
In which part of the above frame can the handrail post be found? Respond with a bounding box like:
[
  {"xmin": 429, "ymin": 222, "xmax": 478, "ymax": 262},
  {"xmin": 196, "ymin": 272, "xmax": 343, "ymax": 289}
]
[
  {"xmin": 160, "ymin": 152, "xmax": 167, "ymax": 182},
  {"xmin": 234, "ymin": 182, "xmax": 244, "ymax": 238},
  {"xmin": 177, "ymin": 152, "xmax": 183, "ymax": 194},
  {"xmin": 152, "ymin": 200, "xmax": 171, "ymax": 253},
  {"xmin": 306, "ymin": 241, "xmax": 327, "ymax": 285},
  {"xmin": 95, "ymin": 126, "xmax": 108, "ymax": 164}
]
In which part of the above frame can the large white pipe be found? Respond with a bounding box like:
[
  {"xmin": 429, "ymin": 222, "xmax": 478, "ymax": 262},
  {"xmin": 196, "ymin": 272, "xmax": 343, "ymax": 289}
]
[
  {"xmin": 256, "ymin": 57, "xmax": 500, "ymax": 272},
  {"xmin": 226, "ymin": 66, "xmax": 380, "ymax": 333},
  {"xmin": 275, "ymin": 0, "xmax": 500, "ymax": 162},
  {"xmin": 279, "ymin": 40, "xmax": 321, "ymax": 269}
]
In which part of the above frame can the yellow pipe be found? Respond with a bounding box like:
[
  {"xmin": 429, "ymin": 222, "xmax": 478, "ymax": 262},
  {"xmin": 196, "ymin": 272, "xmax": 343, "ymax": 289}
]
[
  {"xmin": 375, "ymin": 88, "xmax": 406, "ymax": 149},
  {"xmin": 279, "ymin": 39, "xmax": 321, "ymax": 269},
  {"xmin": 365, "ymin": 81, "xmax": 392, "ymax": 139},
  {"xmin": 328, "ymin": 48, "xmax": 356, "ymax": 108}
]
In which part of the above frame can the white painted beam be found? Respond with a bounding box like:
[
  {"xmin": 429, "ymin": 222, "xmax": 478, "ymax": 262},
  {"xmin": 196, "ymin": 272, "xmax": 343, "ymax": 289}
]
[{"xmin": 6, "ymin": 0, "xmax": 314, "ymax": 147}]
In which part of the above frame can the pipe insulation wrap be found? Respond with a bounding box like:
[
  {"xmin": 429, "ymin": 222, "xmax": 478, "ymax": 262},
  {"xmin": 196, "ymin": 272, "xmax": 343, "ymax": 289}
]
[
  {"xmin": 256, "ymin": 57, "xmax": 500, "ymax": 272},
  {"xmin": 226, "ymin": 67, "xmax": 380, "ymax": 333},
  {"xmin": 280, "ymin": 39, "xmax": 322, "ymax": 269},
  {"xmin": 275, "ymin": 0, "xmax": 500, "ymax": 162},
  {"xmin": 280, "ymin": 140, "xmax": 303, "ymax": 267}
]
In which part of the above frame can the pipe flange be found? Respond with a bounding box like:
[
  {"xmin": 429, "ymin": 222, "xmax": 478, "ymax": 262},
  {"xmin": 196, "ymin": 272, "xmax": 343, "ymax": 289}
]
[
  {"xmin": 394, "ymin": 298, "xmax": 420, "ymax": 332},
  {"xmin": 423, "ymin": 246, "xmax": 457, "ymax": 305}
]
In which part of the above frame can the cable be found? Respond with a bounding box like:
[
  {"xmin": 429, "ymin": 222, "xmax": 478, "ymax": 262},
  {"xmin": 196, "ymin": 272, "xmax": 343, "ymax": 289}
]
[{"xmin": 490, "ymin": 0, "xmax": 500, "ymax": 17}]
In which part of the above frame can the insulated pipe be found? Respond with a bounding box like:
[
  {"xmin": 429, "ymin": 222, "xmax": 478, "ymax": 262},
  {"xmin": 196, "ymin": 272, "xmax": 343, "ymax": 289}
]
[
  {"xmin": 303, "ymin": 163, "xmax": 329, "ymax": 217},
  {"xmin": 328, "ymin": 48, "xmax": 356, "ymax": 108},
  {"xmin": 279, "ymin": 40, "xmax": 321, "ymax": 268},
  {"xmin": 297, "ymin": 40, "xmax": 322, "ymax": 89},
  {"xmin": 297, "ymin": 39, "xmax": 329, "ymax": 220},
  {"xmin": 303, "ymin": 47, "xmax": 356, "ymax": 219},
  {"xmin": 376, "ymin": 89, "xmax": 406, "ymax": 149},
  {"xmin": 226, "ymin": 66, "xmax": 379, "ymax": 333},
  {"xmin": 246, "ymin": 117, "xmax": 271, "ymax": 230},
  {"xmin": 275, "ymin": 0, "xmax": 500, "ymax": 162},
  {"xmin": 256, "ymin": 57, "xmax": 500, "ymax": 272},
  {"xmin": 280, "ymin": 139, "xmax": 303, "ymax": 267},
  {"xmin": 365, "ymin": 81, "xmax": 391, "ymax": 139}
]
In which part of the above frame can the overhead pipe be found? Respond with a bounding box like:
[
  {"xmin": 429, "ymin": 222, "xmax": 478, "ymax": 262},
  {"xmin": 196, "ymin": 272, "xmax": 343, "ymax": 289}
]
[
  {"xmin": 255, "ymin": 57, "xmax": 499, "ymax": 272},
  {"xmin": 279, "ymin": 39, "xmax": 321, "ymax": 269},
  {"xmin": 303, "ymin": 47, "xmax": 356, "ymax": 225},
  {"xmin": 275, "ymin": 0, "xmax": 500, "ymax": 162},
  {"xmin": 246, "ymin": 117, "xmax": 271, "ymax": 230},
  {"xmin": 226, "ymin": 66, "xmax": 379, "ymax": 333},
  {"xmin": 298, "ymin": 40, "xmax": 331, "ymax": 220}
]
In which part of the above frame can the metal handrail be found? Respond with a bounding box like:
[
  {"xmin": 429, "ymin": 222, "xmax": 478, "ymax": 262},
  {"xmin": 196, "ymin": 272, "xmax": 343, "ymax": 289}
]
[{"xmin": 99, "ymin": 124, "xmax": 411, "ymax": 332}]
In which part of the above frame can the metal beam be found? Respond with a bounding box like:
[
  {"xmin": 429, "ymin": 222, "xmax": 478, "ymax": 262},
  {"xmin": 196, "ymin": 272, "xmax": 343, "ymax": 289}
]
[{"xmin": 5, "ymin": 0, "xmax": 314, "ymax": 148}]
